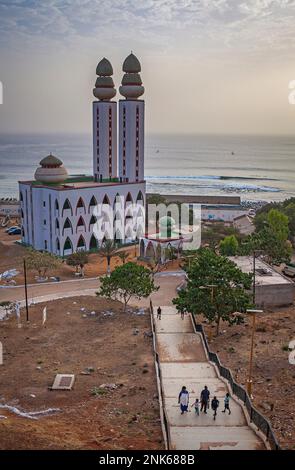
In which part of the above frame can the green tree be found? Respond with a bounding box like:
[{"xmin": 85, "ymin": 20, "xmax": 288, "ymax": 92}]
[
  {"xmin": 97, "ymin": 262, "xmax": 159, "ymax": 311},
  {"xmin": 98, "ymin": 240, "xmax": 120, "ymax": 274},
  {"xmin": 173, "ymin": 248, "xmax": 252, "ymax": 336},
  {"xmin": 219, "ymin": 235, "xmax": 239, "ymax": 256},
  {"xmin": 118, "ymin": 251, "xmax": 129, "ymax": 265},
  {"xmin": 66, "ymin": 251, "xmax": 89, "ymax": 277},
  {"xmin": 25, "ymin": 250, "xmax": 60, "ymax": 279}
]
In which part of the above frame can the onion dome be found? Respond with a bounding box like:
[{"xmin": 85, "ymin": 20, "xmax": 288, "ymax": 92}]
[
  {"xmin": 119, "ymin": 52, "xmax": 144, "ymax": 99},
  {"xmin": 34, "ymin": 154, "xmax": 68, "ymax": 184},
  {"xmin": 93, "ymin": 57, "xmax": 116, "ymax": 101},
  {"xmin": 123, "ymin": 53, "xmax": 141, "ymax": 73}
]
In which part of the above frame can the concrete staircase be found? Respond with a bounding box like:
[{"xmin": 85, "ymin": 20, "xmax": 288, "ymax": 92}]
[{"xmin": 154, "ymin": 306, "xmax": 266, "ymax": 450}]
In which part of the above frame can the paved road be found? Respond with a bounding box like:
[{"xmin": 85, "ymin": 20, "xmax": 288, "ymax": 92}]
[{"xmin": 154, "ymin": 306, "xmax": 266, "ymax": 450}]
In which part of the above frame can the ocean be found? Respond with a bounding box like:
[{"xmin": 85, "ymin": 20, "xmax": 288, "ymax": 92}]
[{"xmin": 0, "ymin": 133, "xmax": 295, "ymax": 202}]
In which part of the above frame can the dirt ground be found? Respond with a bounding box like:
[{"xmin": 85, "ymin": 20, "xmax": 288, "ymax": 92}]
[
  {"xmin": 203, "ymin": 307, "xmax": 295, "ymax": 450},
  {"xmin": 0, "ymin": 227, "xmax": 181, "ymax": 287},
  {"xmin": 0, "ymin": 296, "xmax": 163, "ymax": 450}
]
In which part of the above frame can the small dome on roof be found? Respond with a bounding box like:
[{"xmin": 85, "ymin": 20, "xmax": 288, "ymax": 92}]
[
  {"xmin": 40, "ymin": 154, "xmax": 62, "ymax": 167},
  {"xmin": 123, "ymin": 53, "xmax": 141, "ymax": 73},
  {"xmin": 96, "ymin": 57, "xmax": 113, "ymax": 76}
]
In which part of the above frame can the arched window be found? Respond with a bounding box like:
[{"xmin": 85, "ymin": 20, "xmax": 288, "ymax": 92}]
[
  {"xmin": 56, "ymin": 238, "xmax": 60, "ymax": 251},
  {"xmin": 20, "ymin": 192, "xmax": 23, "ymax": 202},
  {"xmin": 77, "ymin": 235, "xmax": 86, "ymax": 250},
  {"xmin": 89, "ymin": 234, "xmax": 98, "ymax": 250},
  {"xmin": 21, "ymin": 209, "xmax": 24, "ymax": 218},
  {"xmin": 76, "ymin": 216, "xmax": 86, "ymax": 233},
  {"xmin": 55, "ymin": 199, "xmax": 59, "ymax": 211},
  {"xmin": 76, "ymin": 197, "xmax": 86, "ymax": 215},
  {"xmin": 88, "ymin": 195, "xmax": 97, "ymax": 213},
  {"xmin": 62, "ymin": 198, "xmax": 73, "ymax": 216},
  {"xmin": 89, "ymin": 215, "xmax": 97, "ymax": 230},
  {"xmin": 125, "ymin": 192, "xmax": 133, "ymax": 206},
  {"xmin": 55, "ymin": 219, "xmax": 59, "ymax": 229},
  {"xmin": 113, "ymin": 193, "xmax": 122, "ymax": 209},
  {"xmin": 21, "ymin": 226, "xmax": 25, "ymax": 237},
  {"xmin": 63, "ymin": 217, "xmax": 73, "ymax": 235},
  {"xmin": 63, "ymin": 237, "xmax": 73, "ymax": 255}
]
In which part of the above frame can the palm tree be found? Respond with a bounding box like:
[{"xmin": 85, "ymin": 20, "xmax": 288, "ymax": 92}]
[
  {"xmin": 118, "ymin": 251, "xmax": 129, "ymax": 265},
  {"xmin": 98, "ymin": 240, "xmax": 120, "ymax": 274}
]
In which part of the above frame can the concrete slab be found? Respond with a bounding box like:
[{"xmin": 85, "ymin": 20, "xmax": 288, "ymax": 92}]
[
  {"xmin": 153, "ymin": 314, "xmax": 194, "ymax": 333},
  {"xmin": 169, "ymin": 426, "xmax": 265, "ymax": 450},
  {"xmin": 157, "ymin": 333, "xmax": 207, "ymax": 362},
  {"xmin": 161, "ymin": 362, "xmax": 216, "ymax": 379}
]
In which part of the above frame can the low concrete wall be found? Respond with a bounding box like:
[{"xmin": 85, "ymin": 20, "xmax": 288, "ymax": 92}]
[
  {"xmin": 148, "ymin": 193, "xmax": 241, "ymax": 205},
  {"xmin": 255, "ymin": 283, "xmax": 295, "ymax": 308}
]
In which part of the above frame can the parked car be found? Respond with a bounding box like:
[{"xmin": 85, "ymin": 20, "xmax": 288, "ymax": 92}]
[
  {"xmin": 8, "ymin": 228, "xmax": 21, "ymax": 235},
  {"xmin": 5, "ymin": 226, "xmax": 19, "ymax": 233},
  {"xmin": 282, "ymin": 264, "xmax": 295, "ymax": 278}
]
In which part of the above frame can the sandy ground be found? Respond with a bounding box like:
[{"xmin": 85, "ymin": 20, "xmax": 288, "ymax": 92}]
[
  {"xmin": 0, "ymin": 296, "xmax": 163, "ymax": 450},
  {"xmin": 203, "ymin": 307, "xmax": 295, "ymax": 450}
]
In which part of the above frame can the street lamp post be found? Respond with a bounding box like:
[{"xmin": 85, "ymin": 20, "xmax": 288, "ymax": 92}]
[
  {"xmin": 23, "ymin": 258, "xmax": 29, "ymax": 322},
  {"xmin": 246, "ymin": 308, "xmax": 263, "ymax": 397}
]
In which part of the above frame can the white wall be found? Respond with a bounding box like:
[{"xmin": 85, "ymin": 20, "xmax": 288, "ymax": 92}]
[
  {"xmin": 118, "ymin": 99, "xmax": 144, "ymax": 182},
  {"xmin": 93, "ymin": 101, "xmax": 117, "ymax": 180}
]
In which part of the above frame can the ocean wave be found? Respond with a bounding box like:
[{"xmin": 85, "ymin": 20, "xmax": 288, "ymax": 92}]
[
  {"xmin": 147, "ymin": 180, "xmax": 281, "ymax": 193},
  {"xmin": 146, "ymin": 174, "xmax": 278, "ymax": 182}
]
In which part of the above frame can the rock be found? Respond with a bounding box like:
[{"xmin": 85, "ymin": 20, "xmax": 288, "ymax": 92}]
[
  {"xmin": 82, "ymin": 314, "xmax": 87, "ymax": 318},
  {"xmin": 133, "ymin": 328, "xmax": 139, "ymax": 335},
  {"xmin": 36, "ymin": 366, "xmax": 42, "ymax": 370},
  {"xmin": 87, "ymin": 367, "xmax": 95, "ymax": 372},
  {"xmin": 29, "ymin": 394, "xmax": 36, "ymax": 398},
  {"xmin": 99, "ymin": 383, "xmax": 118, "ymax": 390}
]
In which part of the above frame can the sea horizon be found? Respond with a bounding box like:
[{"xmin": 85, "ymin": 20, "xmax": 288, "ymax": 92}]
[{"xmin": 1, "ymin": 132, "xmax": 295, "ymax": 203}]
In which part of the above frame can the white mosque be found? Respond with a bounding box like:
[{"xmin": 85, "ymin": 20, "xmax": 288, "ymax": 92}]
[{"xmin": 19, "ymin": 53, "xmax": 146, "ymax": 256}]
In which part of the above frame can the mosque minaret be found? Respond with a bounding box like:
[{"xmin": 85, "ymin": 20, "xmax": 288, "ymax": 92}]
[
  {"xmin": 92, "ymin": 57, "xmax": 118, "ymax": 181},
  {"xmin": 118, "ymin": 53, "xmax": 145, "ymax": 183}
]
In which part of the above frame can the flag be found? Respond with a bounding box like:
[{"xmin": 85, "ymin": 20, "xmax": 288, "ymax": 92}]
[{"xmin": 42, "ymin": 306, "xmax": 47, "ymax": 325}]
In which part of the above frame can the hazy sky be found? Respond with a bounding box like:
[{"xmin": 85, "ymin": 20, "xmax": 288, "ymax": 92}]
[{"xmin": 0, "ymin": 0, "xmax": 295, "ymax": 135}]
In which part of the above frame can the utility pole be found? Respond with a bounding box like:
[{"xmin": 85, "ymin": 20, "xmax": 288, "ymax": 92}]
[
  {"xmin": 246, "ymin": 309, "xmax": 263, "ymax": 397},
  {"xmin": 23, "ymin": 258, "xmax": 29, "ymax": 322}
]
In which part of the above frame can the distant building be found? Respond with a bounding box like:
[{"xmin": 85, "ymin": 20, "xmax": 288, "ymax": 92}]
[
  {"xmin": 19, "ymin": 54, "xmax": 146, "ymax": 256},
  {"xmin": 201, "ymin": 204, "xmax": 248, "ymax": 222},
  {"xmin": 233, "ymin": 214, "xmax": 255, "ymax": 235},
  {"xmin": 229, "ymin": 256, "xmax": 295, "ymax": 307}
]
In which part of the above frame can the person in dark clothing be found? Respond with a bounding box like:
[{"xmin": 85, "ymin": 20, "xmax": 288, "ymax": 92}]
[
  {"xmin": 211, "ymin": 396, "xmax": 219, "ymax": 420},
  {"xmin": 222, "ymin": 393, "xmax": 231, "ymax": 415},
  {"xmin": 200, "ymin": 385, "xmax": 210, "ymax": 413},
  {"xmin": 157, "ymin": 306, "xmax": 162, "ymax": 320}
]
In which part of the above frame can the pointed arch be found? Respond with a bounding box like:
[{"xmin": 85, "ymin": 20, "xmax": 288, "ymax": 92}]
[
  {"xmin": 136, "ymin": 190, "xmax": 144, "ymax": 203},
  {"xmin": 76, "ymin": 197, "xmax": 86, "ymax": 215},
  {"xmin": 63, "ymin": 237, "xmax": 73, "ymax": 255},
  {"xmin": 115, "ymin": 229, "xmax": 123, "ymax": 243},
  {"xmin": 56, "ymin": 237, "xmax": 60, "ymax": 252},
  {"xmin": 113, "ymin": 192, "xmax": 122, "ymax": 209},
  {"xmin": 88, "ymin": 195, "xmax": 97, "ymax": 213},
  {"xmin": 63, "ymin": 217, "xmax": 73, "ymax": 235},
  {"xmin": 55, "ymin": 218, "xmax": 59, "ymax": 230},
  {"xmin": 102, "ymin": 194, "xmax": 110, "ymax": 205},
  {"xmin": 140, "ymin": 239, "xmax": 145, "ymax": 257},
  {"xmin": 146, "ymin": 241, "xmax": 155, "ymax": 260},
  {"xmin": 89, "ymin": 234, "xmax": 98, "ymax": 251},
  {"xmin": 125, "ymin": 192, "xmax": 133, "ymax": 207},
  {"xmin": 62, "ymin": 198, "xmax": 73, "ymax": 216},
  {"xmin": 89, "ymin": 214, "xmax": 97, "ymax": 230},
  {"xmin": 55, "ymin": 199, "xmax": 59, "ymax": 211},
  {"xmin": 77, "ymin": 235, "xmax": 86, "ymax": 251},
  {"xmin": 76, "ymin": 215, "xmax": 86, "ymax": 233}
]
